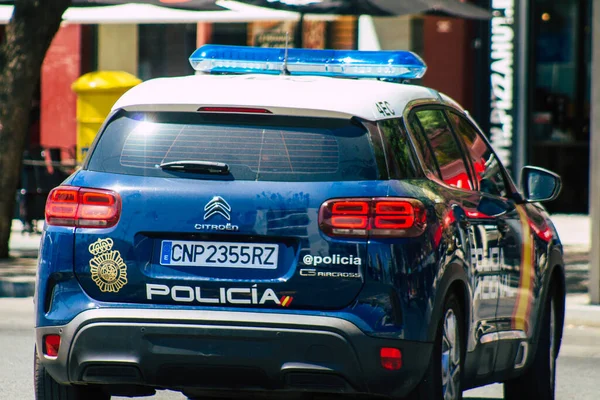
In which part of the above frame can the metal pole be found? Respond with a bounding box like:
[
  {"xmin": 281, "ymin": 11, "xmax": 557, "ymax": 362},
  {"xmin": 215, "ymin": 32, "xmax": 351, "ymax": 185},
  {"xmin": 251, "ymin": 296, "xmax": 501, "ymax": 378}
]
[
  {"xmin": 514, "ymin": 0, "xmax": 529, "ymax": 179},
  {"xmin": 589, "ymin": 0, "xmax": 600, "ymax": 304}
]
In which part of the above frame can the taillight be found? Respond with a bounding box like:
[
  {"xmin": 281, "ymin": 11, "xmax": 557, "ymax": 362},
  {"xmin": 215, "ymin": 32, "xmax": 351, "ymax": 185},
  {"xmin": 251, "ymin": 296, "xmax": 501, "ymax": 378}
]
[
  {"xmin": 374, "ymin": 201, "xmax": 415, "ymax": 229},
  {"xmin": 43, "ymin": 334, "xmax": 61, "ymax": 358},
  {"xmin": 380, "ymin": 347, "xmax": 402, "ymax": 370},
  {"xmin": 45, "ymin": 186, "xmax": 121, "ymax": 228},
  {"xmin": 330, "ymin": 200, "xmax": 369, "ymax": 231},
  {"xmin": 319, "ymin": 197, "xmax": 426, "ymax": 238}
]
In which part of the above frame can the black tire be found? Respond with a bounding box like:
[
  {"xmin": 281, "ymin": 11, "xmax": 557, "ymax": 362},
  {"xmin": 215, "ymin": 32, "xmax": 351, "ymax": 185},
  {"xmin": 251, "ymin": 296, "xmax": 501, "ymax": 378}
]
[
  {"xmin": 407, "ymin": 293, "xmax": 464, "ymax": 400},
  {"xmin": 34, "ymin": 347, "xmax": 110, "ymax": 400},
  {"xmin": 504, "ymin": 286, "xmax": 558, "ymax": 400}
]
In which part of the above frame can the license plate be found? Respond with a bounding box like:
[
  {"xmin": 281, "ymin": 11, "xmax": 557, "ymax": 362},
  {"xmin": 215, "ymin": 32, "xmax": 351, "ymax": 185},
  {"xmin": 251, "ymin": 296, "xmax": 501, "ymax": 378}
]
[{"xmin": 160, "ymin": 240, "xmax": 278, "ymax": 269}]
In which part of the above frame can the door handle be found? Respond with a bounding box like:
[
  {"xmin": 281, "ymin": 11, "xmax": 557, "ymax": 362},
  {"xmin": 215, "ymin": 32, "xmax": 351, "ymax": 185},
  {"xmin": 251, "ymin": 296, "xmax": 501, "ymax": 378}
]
[{"xmin": 497, "ymin": 220, "xmax": 510, "ymax": 234}]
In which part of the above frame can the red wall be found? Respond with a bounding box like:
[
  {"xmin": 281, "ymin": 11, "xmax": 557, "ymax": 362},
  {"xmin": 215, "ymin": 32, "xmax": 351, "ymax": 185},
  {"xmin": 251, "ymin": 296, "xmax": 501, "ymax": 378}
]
[
  {"xmin": 422, "ymin": 16, "xmax": 474, "ymax": 112},
  {"xmin": 40, "ymin": 24, "xmax": 82, "ymax": 162}
]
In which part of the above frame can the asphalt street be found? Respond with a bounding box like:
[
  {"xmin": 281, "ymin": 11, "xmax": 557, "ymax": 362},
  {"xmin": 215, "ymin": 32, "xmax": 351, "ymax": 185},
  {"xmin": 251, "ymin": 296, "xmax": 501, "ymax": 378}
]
[{"xmin": 2, "ymin": 298, "xmax": 599, "ymax": 400}]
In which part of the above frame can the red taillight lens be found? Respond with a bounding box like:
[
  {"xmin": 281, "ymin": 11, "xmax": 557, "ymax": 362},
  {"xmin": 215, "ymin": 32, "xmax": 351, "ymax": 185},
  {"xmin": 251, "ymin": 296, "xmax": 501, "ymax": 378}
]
[
  {"xmin": 44, "ymin": 334, "xmax": 61, "ymax": 357},
  {"xmin": 46, "ymin": 188, "xmax": 78, "ymax": 220},
  {"xmin": 332, "ymin": 201, "xmax": 369, "ymax": 214},
  {"xmin": 45, "ymin": 186, "xmax": 121, "ymax": 228},
  {"xmin": 319, "ymin": 199, "xmax": 370, "ymax": 236},
  {"xmin": 331, "ymin": 216, "xmax": 368, "ymax": 229},
  {"xmin": 374, "ymin": 201, "xmax": 415, "ymax": 229},
  {"xmin": 380, "ymin": 347, "xmax": 402, "ymax": 370},
  {"xmin": 330, "ymin": 200, "xmax": 369, "ymax": 229},
  {"xmin": 319, "ymin": 198, "xmax": 426, "ymax": 238}
]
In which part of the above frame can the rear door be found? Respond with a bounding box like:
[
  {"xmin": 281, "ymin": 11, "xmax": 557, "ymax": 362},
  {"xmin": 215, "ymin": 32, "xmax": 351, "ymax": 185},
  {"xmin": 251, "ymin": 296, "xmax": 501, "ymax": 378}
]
[
  {"xmin": 446, "ymin": 110, "xmax": 530, "ymax": 373},
  {"xmin": 72, "ymin": 111, "xmax": 388, "ymax": 309},
  {"xmin": 410, "ymin": 107, "xmax": 505, "ymax": 377}
]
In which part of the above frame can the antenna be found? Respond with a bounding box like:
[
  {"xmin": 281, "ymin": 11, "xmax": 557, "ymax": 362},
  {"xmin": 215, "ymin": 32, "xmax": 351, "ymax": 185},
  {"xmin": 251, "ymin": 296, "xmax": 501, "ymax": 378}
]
[{"xmin": 282, "ymin": 32, "xmax": 291, "ymax": 75}]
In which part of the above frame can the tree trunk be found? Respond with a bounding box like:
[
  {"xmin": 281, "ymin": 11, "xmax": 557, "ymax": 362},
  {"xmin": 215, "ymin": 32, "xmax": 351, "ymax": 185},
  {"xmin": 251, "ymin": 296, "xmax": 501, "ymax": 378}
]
[{"xmin": 0, "ymin": 0, "xmax": 71, "ymax": 258}]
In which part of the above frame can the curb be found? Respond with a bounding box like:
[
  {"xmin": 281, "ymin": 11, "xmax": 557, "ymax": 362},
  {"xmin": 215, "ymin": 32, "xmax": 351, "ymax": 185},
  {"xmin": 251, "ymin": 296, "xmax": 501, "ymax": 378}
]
[
  {"xmin": 0, "ymin": 253, "xmax": 38, "ymax": 297},
  {"xmin": 0, "ymin": 278, "xmax": 35, "ymax": 298}
]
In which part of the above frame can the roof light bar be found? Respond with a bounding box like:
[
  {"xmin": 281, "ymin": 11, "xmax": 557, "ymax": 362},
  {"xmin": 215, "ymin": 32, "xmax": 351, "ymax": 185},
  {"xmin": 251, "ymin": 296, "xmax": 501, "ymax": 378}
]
[{"xmin": 189, "ymin": 45, "xmax": 427, "ymax": 80}]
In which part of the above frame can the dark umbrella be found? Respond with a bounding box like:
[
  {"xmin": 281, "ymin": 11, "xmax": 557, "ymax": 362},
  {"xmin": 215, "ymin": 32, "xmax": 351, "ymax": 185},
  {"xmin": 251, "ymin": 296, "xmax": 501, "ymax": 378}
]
[
  {"xmin": 233, "ymin": 0, "xmax": 491, "ymax": 18},
  {"xmin": 235, "ymin": 0, "xmax": 491, "ymax": 47},
  {"xmin": 74, "ymin": 0, "xmax": 226, "ymax": 10},
  {"xmin": 0, "ymin": 0, "xmax": 227, "ymax": 11}
]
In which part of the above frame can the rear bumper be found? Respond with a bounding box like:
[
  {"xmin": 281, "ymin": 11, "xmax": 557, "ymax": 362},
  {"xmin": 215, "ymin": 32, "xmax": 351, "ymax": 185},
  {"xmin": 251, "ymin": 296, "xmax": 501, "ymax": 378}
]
[{"xmin": 36, "ymin": 308, "xmax": 432, "ymax": 398}]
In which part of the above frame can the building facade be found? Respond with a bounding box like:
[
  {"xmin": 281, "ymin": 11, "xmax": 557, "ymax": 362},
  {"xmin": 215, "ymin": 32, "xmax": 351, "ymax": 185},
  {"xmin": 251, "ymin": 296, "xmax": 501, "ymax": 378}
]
[
  {"xmin": 367, "ymin": 0, "xmax": 591, "ymax": 214},
  {"xmin": 471, "ymin": 0, "xmax": 592, "ymax": 214},
  {"xmin": 30, "ymin": 2, "xmax": 594, "ymax": 214}
]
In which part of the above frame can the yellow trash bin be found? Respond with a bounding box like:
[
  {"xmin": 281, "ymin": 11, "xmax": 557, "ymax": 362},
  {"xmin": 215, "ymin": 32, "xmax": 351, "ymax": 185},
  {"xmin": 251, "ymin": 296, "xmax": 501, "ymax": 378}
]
[{"xmin": 72, "ymin": 71, "xmax": 142, "ymax": 163}]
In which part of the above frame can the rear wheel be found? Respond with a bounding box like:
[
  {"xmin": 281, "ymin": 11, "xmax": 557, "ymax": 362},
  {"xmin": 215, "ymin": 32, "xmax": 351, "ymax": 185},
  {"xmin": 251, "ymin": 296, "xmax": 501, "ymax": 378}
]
[
  {"xmin": 34, "ymin": 347, "xmax": 109, "ymax": 400},
  {"xmin": 504, "ymin": 287, "xmax": 558, "ymax": 400},
  {"xmin": 407, "ymin": 293, "xmax": 464, "ymax": 400}
]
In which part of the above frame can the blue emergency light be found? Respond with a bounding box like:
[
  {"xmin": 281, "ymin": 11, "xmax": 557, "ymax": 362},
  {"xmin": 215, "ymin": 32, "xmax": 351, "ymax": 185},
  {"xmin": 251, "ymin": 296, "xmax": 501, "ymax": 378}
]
[{"xmin": 189, "ymin": 45, "xmax": 427, "ymax": 80}]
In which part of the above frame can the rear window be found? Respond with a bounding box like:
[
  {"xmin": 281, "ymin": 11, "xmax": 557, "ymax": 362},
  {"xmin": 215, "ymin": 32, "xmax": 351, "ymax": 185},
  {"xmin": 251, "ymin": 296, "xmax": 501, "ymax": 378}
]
[{"xmin": 86, "ymin": 111, "xmax": 379, "ymax": 182}]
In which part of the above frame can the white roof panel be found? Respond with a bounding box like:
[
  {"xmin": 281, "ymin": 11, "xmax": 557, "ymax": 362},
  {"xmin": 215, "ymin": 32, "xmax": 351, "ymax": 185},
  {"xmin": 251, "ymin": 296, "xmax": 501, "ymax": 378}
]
[{"xmin": 113, "ymin": 74, "xmax": 442, "ymax": 121}]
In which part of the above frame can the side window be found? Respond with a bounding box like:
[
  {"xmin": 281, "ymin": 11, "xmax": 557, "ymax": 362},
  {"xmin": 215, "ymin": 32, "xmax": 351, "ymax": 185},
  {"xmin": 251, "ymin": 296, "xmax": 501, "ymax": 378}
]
[
  {"xmin": 414, "ymin": 109, "xmax": 474, "ymax": 190},
  {"xmin": 448, "ymin": 111, "xmax": 509, "ymax": 198},
  {"xmin": 378, "ymin": 119, "xmax": 419, "ymax": 179},
  {"xmin": 408, "ymin": 118, "xmax": 439, "ymax": 176}
]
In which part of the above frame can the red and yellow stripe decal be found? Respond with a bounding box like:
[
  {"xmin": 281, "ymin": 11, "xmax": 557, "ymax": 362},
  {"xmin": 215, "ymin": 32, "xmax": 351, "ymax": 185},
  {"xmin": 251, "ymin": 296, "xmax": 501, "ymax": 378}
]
[
  {"xmin": 512, "ymin": 205, "xmax": 535, "ymax": 333},
  {"xmin": 280, "ymin": 296, "xmax": 293, "ymax": 307}
]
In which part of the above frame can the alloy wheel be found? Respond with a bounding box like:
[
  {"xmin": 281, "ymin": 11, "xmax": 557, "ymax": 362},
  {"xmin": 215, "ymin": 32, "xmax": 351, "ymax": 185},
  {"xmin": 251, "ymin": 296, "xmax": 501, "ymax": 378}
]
[{"xmin": 441, "ymin": 309, "xmax": 461, "ymax": 400}]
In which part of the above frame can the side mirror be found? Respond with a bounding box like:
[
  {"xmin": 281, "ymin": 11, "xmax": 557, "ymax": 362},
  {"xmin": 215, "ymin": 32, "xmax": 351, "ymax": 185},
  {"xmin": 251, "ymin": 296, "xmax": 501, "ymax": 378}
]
[{"xmin": 520, "ymin": 166, "xmax": 562, "ymax": 203}]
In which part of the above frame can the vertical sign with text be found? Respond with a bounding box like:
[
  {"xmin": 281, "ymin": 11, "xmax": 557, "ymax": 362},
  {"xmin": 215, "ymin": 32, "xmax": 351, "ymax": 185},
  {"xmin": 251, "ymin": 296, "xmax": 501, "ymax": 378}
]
[{"xmin": 489, "ymin": 0, "xmax": 517, "ymax": 172}]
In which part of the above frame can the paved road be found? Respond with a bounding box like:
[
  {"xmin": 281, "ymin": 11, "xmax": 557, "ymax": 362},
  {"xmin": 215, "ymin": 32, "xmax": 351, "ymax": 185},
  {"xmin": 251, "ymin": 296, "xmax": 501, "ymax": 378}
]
[{"xmin": 3, "ymin": 298, "xmax": 599, "ymax": 400}]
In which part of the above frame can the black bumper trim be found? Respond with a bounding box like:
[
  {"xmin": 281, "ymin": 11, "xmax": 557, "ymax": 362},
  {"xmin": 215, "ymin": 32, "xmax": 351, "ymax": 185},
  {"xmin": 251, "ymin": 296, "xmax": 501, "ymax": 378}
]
[{"xmin": 36, "ymin": 308, "xmax": 432, "ymax": 398}]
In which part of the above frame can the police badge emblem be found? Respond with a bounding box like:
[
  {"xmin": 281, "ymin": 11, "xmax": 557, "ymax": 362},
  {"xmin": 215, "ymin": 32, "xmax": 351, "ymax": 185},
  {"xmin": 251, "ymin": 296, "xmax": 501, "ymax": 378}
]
[{"xmin": 88, "ymin": 238, "xmax": 128, "ymax": 293}]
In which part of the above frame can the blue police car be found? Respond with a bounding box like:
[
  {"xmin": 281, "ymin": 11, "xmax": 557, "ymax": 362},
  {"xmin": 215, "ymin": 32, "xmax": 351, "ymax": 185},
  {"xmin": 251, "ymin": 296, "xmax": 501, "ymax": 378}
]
[{"xmin": 34, "ymin": 45, "xmax": 565, "ymax": 400}]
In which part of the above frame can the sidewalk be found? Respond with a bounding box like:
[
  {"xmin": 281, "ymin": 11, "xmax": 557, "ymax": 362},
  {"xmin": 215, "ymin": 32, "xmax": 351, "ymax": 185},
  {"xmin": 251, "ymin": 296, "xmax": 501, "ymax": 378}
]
[
  {"xmin": 549, "ymin": 214, "xmax": 600, "ymax": 327},
  {"xmin": 0, "ymin": 221, "xmax": 40, "ymax": 297},
  {"xmin": 1, "ymin": 216, "xmax": 600, "ymax": 326}
]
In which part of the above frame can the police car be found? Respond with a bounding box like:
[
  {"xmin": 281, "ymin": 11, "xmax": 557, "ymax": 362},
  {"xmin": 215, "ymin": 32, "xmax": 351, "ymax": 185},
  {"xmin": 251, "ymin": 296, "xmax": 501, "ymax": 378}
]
[{"xmin": 34, "ymin": 45, "xmax": 565, "ymax": 400}]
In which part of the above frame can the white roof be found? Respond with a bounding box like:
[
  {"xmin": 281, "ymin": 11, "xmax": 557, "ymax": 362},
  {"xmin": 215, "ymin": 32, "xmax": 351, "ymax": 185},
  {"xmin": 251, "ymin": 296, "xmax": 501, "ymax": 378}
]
[{"xmin": 113, "ymin": 74, "xmax": 444, "ymax": 121}]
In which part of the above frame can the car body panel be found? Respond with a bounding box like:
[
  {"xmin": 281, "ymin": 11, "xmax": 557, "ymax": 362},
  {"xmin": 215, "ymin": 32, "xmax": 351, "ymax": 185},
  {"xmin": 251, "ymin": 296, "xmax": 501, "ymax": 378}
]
[
  {"xmin": 112, "ymin": 74, "xmax": 441, "ymax": 121},
  {"xmin": 69, "ymin": 171, "xmax": 392, "ymax": 310}
]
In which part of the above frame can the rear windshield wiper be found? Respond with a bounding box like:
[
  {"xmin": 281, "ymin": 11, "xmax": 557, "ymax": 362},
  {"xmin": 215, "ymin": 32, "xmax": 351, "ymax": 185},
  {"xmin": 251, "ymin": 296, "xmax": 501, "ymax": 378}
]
[{"xmin": 158, "ymin": 160, "xmax": 230, "ymax": 174}]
